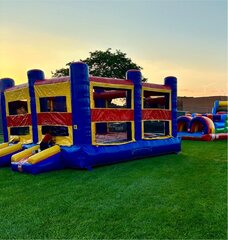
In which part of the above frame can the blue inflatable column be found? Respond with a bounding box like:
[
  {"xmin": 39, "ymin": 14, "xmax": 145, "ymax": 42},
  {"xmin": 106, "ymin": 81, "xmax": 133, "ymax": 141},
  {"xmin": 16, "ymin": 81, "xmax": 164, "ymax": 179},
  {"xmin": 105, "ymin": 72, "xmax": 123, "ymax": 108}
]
[
  {"xmin": 0, "ymin": 78, "xmax": 15, "ymax": 142},
  {"xmin": 70, "ymin": 62, "xmax": 92, "ymax": 145},
  {"xmin": 212, "ymin": 100, "xmax": 219, "ymax": 115},
  {"xmin": 164, "ymin": 76, "xmax": 177, "ymax": 137},
  {"xmin": 126, "ymin": 70, "xmax": 142, "ymax": 140},
  {"xmin": 27, "ymin": 70, "xmax": 45, "ymax": 143}
]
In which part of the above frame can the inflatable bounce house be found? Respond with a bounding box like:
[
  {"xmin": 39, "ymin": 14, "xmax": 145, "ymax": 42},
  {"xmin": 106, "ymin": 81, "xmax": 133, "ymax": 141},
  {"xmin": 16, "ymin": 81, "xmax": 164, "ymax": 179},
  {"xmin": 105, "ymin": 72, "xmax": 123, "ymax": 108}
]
[
  {"xmin": 0, "ymin": 62, "xmax": 181, "ymax": 174},
  {"xmin": 177, "ymin": 100, "xmax": 228, "ymax": 141}
]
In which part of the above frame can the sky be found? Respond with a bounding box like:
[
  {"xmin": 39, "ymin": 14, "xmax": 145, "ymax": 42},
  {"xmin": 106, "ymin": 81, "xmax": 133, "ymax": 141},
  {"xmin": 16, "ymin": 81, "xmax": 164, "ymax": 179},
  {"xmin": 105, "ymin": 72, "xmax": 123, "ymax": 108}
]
[{"xmin": 0, "ymin": 0, "xmax": 227, "ymax": 97}]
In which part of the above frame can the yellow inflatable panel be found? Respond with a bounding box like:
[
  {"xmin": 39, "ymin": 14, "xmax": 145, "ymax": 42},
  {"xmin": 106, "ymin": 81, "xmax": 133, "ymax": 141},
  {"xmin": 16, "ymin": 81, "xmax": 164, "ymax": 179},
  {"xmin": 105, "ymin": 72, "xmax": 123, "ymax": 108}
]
[
  {"xmin": 0, "ymin": 143, "xmax": 8, "ymax": 149},
  {"xmin": 9, "ymin": 136, "xmax": 20, "ymax": 143},
  {"xmin": 0, "ymin": 143, "xmax": 23, "ymax": 157},
  {"xmin": 218, "ymin": 101, "xmax": 228, "ymax": 107},
  {"xmin": 11, "ymin": 145, "xmax": 40, "ymax": 162},
  {"xmin": 27, "ymin": 145, "xmax": 60, "ymax": 164}
]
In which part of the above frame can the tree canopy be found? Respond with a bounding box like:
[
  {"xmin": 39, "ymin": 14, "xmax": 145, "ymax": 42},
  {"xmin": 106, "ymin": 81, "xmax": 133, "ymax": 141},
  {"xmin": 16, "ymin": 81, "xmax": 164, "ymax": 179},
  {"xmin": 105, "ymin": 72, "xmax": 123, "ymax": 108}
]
[{"xmin": 52, "ymin": 48, "xmax": 147, "ymax": 81}]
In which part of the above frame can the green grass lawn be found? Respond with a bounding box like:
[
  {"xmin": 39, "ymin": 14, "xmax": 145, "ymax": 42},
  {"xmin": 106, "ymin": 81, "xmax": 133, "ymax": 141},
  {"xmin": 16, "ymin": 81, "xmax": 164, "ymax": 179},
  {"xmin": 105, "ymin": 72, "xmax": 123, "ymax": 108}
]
[{"xmin": 0, "ymin": 136, "xmax": 227, "ymax": 239}]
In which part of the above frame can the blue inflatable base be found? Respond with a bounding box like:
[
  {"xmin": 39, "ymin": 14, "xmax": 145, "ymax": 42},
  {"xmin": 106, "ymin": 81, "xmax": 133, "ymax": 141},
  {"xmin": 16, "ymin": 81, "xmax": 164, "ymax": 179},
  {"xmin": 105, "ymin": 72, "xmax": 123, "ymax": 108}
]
[
  {"xmin": 61, "ymin": 137, "xmax": 181, "ymax": 169},
  {"xmin": 0, "ymin": 150, "xmax": 22, "ymax": 167},
  {"xmin": 10, "ymin": 137, "xmax": 181, "ymax": 174},
  {"xmin": 178, "ymin": 132, "xmax": 203, "ymax": 138},
  {"xmin": 214, "ymin": 122, "xmax": 225, "ymax": 129},
  {"xmin": 11, "ymin": 152, "xmax": 63, "ymax": 174}
]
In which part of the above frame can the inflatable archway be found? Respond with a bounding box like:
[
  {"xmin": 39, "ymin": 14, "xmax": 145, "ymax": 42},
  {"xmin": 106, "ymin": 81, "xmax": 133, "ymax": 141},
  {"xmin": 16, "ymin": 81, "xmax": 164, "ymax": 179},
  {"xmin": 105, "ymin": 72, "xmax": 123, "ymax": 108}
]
[
  {"xmin": 189, "ymin": 116, "xmax": 215, "ymax": 134},
  {"xmin": 177, "ymin": 116, "xmax": 192, "ymax": 132}
]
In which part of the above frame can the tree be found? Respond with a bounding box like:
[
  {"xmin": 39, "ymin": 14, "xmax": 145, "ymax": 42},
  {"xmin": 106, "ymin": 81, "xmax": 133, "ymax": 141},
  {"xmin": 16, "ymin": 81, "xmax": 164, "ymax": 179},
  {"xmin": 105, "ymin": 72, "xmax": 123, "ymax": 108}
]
[{"xmin": 52, "ymin": 48, "xmax": 147, "ymax": 81}]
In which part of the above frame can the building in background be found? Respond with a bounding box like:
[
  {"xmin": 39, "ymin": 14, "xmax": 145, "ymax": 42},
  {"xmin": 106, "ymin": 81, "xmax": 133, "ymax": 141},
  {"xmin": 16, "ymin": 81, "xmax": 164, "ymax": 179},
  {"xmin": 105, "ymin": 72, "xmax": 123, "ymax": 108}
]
[{"xmin": 178, "ymin": 96, "xmax": 227, "ymax": 114}]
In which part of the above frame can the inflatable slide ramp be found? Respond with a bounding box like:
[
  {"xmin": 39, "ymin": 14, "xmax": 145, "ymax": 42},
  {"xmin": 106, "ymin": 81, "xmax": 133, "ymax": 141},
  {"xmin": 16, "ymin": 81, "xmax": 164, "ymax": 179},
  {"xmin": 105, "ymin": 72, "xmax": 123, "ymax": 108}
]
[
  {"xmin": 11, "ymin": 145, "xmax": 63, "ymax": 174},
  {"xmin": 0, "ymin": 143, "xmax": 23, "ymax": 167}
]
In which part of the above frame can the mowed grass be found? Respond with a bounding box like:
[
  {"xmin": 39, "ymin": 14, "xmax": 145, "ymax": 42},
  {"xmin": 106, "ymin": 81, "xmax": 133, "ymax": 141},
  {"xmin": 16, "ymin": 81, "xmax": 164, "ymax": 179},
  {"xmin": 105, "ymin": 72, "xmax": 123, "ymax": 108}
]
[{"xmin": 0, "ymin": 135, "xmax": 227, "ymax": 239}]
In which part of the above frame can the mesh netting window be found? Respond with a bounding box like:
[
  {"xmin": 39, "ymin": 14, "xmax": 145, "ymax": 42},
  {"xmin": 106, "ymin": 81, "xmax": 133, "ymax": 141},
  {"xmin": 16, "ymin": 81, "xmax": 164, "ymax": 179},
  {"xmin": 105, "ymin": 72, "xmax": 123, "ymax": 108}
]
[
  {"xmin": 10, "ymin": 127, "xmax": 29, "ymax": 136},
  {"xmin": 143, "ymin": 121, "xmax": 170, "ymax": 138},
  {"xmin": 40, "ymin": 96, "xmax": 67, "ymax": 112},
  {"xmin": 41, "ymin": 125, "xmax": 69, "ymax": 136},
  {"xmin": 95, "ymin": 122, "xmax": 132, "ymax": 144},
  {"xmin": 8, "ymin": 100, "xmax": 28, "ymax": 115},
  {"xmin": 143, "ymin": 91, "xmax": 170, "ymax": 109},
  {"xmin": 93, "ymin": 87, "xmax": 132, "ymax": 109}
]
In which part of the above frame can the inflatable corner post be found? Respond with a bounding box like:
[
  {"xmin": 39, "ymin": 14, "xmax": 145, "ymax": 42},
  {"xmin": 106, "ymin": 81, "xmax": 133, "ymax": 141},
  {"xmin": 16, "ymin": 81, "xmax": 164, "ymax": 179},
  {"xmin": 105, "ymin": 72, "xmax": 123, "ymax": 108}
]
[
  {"xmin": 70, "ymin": 62, "xmax": 92, "ymax": 145},
  {"xmin": 178, "ymin": 100, "xmax": 228, "ymax": 141},
  {"xmin": 0, "ymin": 78, "xmax": 15, "ymax": 142},
  {"xmin": 164, "ymin": 76, "xmax": 177, "ymax": 138},
  {"xmin": 0, "ymin": 78, "xmax": 21, "ymax": 167},
  {"xmin": 1, "ymin": 62, "xmax": 181, "ymax": 173},
  {"xmin": 27, "ymin": 69, "xmax": 45, "ymax": 143}
]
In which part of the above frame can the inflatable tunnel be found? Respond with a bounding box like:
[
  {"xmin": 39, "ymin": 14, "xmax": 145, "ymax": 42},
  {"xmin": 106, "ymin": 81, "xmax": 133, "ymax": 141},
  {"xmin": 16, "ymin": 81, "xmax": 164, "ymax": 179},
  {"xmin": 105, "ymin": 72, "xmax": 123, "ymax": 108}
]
[
  {"xmin": 189, "ymin": 116, "xmax": 228, "ymax": 140},
  {"xmin": 189, "ymin": 116, "xmax": 215, "ymax": 134},
  {"xmin": 178, "ymin": 116, "xmax": 217, "ymax": 141},
  {"xmin": 178, "ymin": 100, "xmax": 228, "ymax": 141},
  {"xmin": 177, "ymin": 116, "xmax": 192, "ymax": 132}
]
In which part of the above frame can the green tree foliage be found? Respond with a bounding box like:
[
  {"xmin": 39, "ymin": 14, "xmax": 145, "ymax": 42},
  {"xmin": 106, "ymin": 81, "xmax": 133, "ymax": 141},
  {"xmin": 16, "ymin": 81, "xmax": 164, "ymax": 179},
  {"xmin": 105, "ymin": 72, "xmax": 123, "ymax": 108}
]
[{"xmin": 52, "ymin": 48, "xmax": 147, "ymax": 81}]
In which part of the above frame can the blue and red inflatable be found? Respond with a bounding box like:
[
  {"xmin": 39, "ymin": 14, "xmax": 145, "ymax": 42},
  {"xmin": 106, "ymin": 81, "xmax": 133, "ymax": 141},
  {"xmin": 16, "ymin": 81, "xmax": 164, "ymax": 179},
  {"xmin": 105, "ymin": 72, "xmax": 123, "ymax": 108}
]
[
  {"xmin": 0, "ymin": 62, "xmax": 181, "ymax": 174},
  {"xmin": 177, "ymin": 101, "xmax": 228, "ymax": 141}
]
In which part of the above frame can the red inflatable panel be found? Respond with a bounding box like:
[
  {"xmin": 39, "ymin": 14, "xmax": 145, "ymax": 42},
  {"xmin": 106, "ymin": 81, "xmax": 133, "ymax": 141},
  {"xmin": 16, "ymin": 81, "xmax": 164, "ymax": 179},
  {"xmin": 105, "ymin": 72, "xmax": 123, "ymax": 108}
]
[
  {"xmin": 213, "ymin": 133, "xmax": 228, "ymax": 140},
  {"xmin": 7, "ymin": 114, "xmax": 32, "ymax": 127},
  {"xmin": 144, "ymin": 97, "xmax": 166, "ymax": 105},
  {"xmin": 5, "ymin": 83, "xmax": 28, "ymax": 92},
  {"xmin": 37, "ymin": 113, "xmax": 72, "ymax": 126},
  {"xmin": 181, "ymin": 133, "xmax": 228, "ymax": 141},
  {"xmin": 90, "ymin": 77, "xmax": 133, "ymax": 86},
  {"xmin": 142, "ymin": 82, "xmax": 171, "ymax": 90},
  {"xmin": 93, "ymin": 90, "xmax": 126, "ymax": 100},
  {"xmin": 142, "ymin": 109, "xmax": 171, "ymax": 120},
  {"xmin": 35, "ymin": 77, "xmax": 70, "ymax": 85},
  {"xmin": 205, "ymin": 114, "xmax": 213, "ymax": 120},
  {"xmin": 217, "ymin": 111, "xmax": 227, "ymax": 115},
  {"xmin": 91, "ymin": 109, "xmax": 134, "ymax": 122}
]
